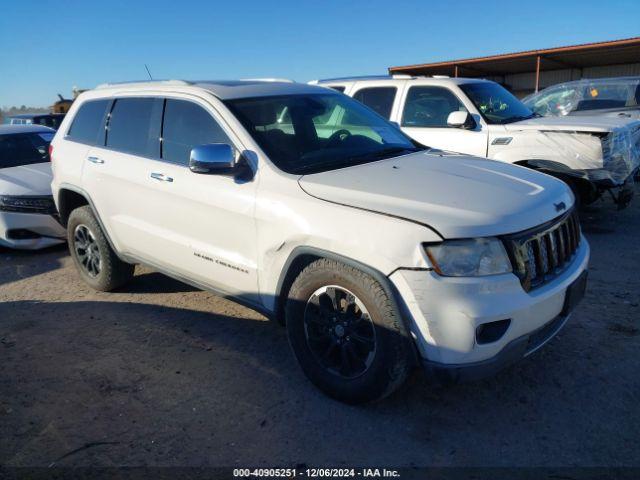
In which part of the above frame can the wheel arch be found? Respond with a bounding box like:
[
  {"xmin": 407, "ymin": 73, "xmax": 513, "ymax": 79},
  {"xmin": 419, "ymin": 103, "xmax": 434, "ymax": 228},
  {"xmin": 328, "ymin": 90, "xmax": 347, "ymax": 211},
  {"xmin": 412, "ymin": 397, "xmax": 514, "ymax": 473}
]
[
  {"xmin": 56, "ymin": 184, "xmax": 123, "ymax": 256},
  {"xmin": 274, "ymin": 246, "xmax": 420, "ymax": 365},
  {"xmin": 57, "ymin": 187, "xmax": 89, "ymax": 226},
  {"xmin": 513, "ymin": 159, "xmax": 599, "ymax": 204}
]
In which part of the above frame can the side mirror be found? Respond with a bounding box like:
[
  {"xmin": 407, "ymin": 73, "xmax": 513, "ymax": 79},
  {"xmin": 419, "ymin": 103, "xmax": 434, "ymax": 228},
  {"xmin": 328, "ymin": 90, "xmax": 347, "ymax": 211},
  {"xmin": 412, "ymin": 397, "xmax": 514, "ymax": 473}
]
[
  {"xmin": 189, "ymin": 144, "xmax": 236, "ymax": 175},
  {"xmin": 447, "ymin": 111, "xmax": 476, "ymax": 129}
]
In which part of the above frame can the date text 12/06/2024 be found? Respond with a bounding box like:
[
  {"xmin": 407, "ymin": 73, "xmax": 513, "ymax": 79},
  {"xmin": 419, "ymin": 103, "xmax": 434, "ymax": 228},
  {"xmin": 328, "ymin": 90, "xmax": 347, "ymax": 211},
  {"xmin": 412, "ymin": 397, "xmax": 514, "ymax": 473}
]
[{"xmin": 233, "ymin": 468, "xmax": 401, "ymax": 478}]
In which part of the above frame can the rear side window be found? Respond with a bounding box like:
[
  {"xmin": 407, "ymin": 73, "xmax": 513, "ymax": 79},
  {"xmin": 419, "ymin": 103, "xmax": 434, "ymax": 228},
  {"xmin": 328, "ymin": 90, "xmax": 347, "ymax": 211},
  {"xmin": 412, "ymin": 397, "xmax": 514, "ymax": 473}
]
[
  {"xmin": 67, "ymin": 100, "xmax": 110, "ymax": 144},
  {"xmin": 402, "ymin": 86, "xmax": 467, "ymax": 127},
  {"xmin": 352, "ymin": 87, "xmax": 397, "ymax": 119},
  {"xmin": 161, "ymin": 99, "xmax": 231, "ymax": 165},
  {"xmin": 329, "ymin": 86, "xmax": 346, "ymax": 93},
  {"xmin": 106, "ymin": 98, "xmax": 160, "ymax": 157}
]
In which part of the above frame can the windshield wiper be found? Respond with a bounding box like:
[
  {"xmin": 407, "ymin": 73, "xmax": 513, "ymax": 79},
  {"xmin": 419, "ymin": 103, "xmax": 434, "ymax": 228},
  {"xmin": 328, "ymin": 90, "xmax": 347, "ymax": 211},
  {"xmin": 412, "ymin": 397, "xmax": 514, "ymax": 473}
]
[
  {"xmin": 500, "ymin": 113, "xmax": 538, "ymax": 124},
  {"xmin": 346, "ymin": 146, "xmax": 420, "ymax": 162},
  {"xmin": 499, "ymin": 115, "xmax": 526, "ymax": 124},
  {"xmin": 292, "ymin": 146, "xmax": 420, "ymax": 175}
]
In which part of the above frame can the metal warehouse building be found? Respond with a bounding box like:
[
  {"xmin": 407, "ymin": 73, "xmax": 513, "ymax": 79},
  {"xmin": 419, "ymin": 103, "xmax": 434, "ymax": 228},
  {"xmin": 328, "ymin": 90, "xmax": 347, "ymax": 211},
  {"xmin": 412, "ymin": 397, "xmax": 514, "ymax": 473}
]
[{"xmin": 389, "ymin": 37, "xmax": 640, "ymax": 98}]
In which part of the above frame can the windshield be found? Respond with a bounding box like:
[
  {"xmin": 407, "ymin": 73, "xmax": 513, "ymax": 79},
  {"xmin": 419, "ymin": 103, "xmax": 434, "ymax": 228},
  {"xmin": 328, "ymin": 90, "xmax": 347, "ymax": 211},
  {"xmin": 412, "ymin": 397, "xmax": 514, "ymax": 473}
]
[
  {"xmin": 0, "ymin": 132, "xmax": 53, "ymax": 169},
  {"xmin": 225, "ymin": 93, "xmax": 420, "ymax": 174},
  {"xmin": 460, "ymin": 82, "xmax": 535, "ymax": 124},
  {"xmin": 524, "ymin": 79, "xmax": 640, "ymax": 116}
]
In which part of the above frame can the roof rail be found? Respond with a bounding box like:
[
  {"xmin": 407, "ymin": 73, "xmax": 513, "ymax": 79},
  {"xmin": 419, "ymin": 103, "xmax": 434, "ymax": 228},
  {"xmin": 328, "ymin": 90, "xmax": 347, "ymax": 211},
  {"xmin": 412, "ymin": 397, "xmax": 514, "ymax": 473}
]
[
  {"xmin": 95, "ymin": 79, "xmax": 193, "ymax": 89},
  {"xmin": 240, "ymin": 77, "xmax": 295, "ymax": 83},
  {"xmin": 313, "ymin": 75, "xmax": 392, "ymax": 83},
  {"xmin": 313, "ymin": 74, "xmax": 419, "ymax": 84}
]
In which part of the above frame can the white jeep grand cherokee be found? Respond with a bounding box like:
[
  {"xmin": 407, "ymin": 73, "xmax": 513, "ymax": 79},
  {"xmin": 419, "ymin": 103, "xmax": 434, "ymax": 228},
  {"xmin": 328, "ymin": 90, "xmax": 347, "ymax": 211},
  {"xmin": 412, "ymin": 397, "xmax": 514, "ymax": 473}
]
[
  {"xmin": 51, "ymin": 79, "xmax": 589, "ymax": 403},
  {"xmin": 313, "ymin": 75, "xmax": 640, "ymax": 209}
]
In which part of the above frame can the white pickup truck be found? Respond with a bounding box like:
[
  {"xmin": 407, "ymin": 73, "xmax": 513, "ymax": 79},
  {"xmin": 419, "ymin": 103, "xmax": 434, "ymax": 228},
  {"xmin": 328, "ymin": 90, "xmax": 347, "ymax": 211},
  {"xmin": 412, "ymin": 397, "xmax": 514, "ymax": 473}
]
[{"xmin": 312, "ymin": 75, "xmax": 640, "ymax": 208}]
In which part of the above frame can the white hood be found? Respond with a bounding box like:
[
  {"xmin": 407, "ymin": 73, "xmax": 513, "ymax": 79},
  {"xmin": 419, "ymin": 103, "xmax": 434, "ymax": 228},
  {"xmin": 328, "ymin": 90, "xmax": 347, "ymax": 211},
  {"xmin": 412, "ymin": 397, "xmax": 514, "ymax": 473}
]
[
  {"xmin": 299, "ymin": 151, "xmax": 573, "ymax": 239},
  {"xmin": 0, "ymin": 162, "xmax": 54, "ymax": 196},
  {"xmin": 505, "ymin": 115, "xmax": 640, "ymax": 133}
]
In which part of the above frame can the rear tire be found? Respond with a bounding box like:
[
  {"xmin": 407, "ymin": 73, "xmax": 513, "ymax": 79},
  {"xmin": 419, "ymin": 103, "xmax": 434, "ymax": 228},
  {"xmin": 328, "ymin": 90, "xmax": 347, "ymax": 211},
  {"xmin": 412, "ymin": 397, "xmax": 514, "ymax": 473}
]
[
  {"xmin": 286, "ymin": 258, "xmax": 412, "ymax": 404},
  {"xmin": 67, "ymin": 206, "xmax": 134, "ymax": 291}
]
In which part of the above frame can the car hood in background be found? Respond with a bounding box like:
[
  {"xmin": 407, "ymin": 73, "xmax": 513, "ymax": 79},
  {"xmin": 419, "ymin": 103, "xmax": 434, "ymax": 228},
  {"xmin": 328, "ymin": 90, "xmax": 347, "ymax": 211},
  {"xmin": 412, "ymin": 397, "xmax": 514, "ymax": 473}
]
[
  {"xmin": 570, "ymin": 108, "xmax": 640, "ymax": 121},
  {"xmin": 298, "ymin": 151, "xmax": 573, "ymax": 239},
  {"xmin": 505, "ymin": 115, "xmax": 640, "ymax": 133},
  {"xmin": 0, "ymin": 162, "xmax": 54, "ymax": 196}
]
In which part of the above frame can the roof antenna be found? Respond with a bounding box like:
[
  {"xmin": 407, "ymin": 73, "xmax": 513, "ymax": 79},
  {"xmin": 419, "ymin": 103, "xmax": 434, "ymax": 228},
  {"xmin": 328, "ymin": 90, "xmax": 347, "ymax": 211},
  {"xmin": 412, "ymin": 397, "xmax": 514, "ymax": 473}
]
[{"xmin": 144, "ymin": 64, "xmax": 153, "ymax": 80}]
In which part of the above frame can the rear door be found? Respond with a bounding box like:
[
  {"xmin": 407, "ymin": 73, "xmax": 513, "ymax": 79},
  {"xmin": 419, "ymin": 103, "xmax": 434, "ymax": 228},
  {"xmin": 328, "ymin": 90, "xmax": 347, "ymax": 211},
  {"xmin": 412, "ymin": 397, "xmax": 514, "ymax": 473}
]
[
  {"xmin": 348, "ymin": 81, "xmax": 403, "ymax": 121},
  {"xmin": 82, "ymin": 96, "xmax": 164, "ymax": 255},
  {"xmin": 56, "ymin": 98, "xmax": 111, "ymax": 192},
  {"xmin": 398, "ymin": 84, "xmax": 488, "ymax": 156}
]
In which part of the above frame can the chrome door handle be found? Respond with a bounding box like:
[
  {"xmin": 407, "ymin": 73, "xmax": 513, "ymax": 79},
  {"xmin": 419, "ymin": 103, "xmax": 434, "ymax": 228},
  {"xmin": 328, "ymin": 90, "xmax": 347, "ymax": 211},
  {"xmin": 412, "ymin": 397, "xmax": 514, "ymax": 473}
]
[
  {"xmin": 150, "ymin": 172, "xmax": 174, "ymax": 183},
  {"xmin": 87, "ymin": 156, "xmax": 104, "ymax": 164}
]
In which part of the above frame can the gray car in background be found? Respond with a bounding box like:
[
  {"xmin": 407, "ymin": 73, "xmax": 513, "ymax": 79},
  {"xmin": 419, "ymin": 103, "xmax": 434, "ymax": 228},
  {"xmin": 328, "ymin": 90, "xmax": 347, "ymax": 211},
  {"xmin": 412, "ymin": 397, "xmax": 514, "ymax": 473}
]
[{"xmin": 523, "ymin": 76, "xmax": 640, "ymax": 120}]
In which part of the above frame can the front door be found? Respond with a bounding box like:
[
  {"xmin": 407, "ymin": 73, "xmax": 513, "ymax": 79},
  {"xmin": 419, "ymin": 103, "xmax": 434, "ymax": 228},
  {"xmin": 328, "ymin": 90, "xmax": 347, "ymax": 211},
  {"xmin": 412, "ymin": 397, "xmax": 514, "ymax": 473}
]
[
  {"xmin": 143, "ymin": 97, "xmax": 259, "ymax": 302},
  {"xmin": 396, "ymin": 85, "xmax": 488, "ymax": 157}
]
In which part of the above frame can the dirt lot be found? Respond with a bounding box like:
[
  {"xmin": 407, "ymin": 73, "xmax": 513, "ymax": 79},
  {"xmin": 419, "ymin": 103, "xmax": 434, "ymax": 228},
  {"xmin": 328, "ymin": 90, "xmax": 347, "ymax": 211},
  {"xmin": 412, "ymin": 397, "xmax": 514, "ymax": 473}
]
[{"xmin": 1, "ymin": 191, "xmax": 639, "ymax": 468}]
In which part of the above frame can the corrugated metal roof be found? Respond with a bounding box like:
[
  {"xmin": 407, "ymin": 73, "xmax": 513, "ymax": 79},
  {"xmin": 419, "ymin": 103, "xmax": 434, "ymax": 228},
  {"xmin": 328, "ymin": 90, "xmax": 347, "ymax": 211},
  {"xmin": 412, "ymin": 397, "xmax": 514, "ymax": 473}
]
[{"xmin": 389, "ymin": 37, "xmax": 640, "ymax": 77}]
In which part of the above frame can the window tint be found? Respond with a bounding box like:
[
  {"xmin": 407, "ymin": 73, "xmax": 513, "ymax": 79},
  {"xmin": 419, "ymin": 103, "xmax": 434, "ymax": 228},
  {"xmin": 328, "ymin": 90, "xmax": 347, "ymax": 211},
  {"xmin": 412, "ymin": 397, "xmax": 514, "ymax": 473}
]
[
  {"xmin": 106, "ymin": 98, "xmax": 159, "ymax": 157},
  {"xmin": 0, "ymin": 132, "xmax": 52, "ymax": 168},
  {"xmin": 226, "ymin": 93, "xmax": 416, "ymax": 175},
  {"xmin": 459, "ymin": 83, "xmax": 532, "ymax": 124},
  {"xmin": 402, "ymin": 86, "xmax": 467, "ymax": 127},
  {"xmin": 67, "ymin": 100, "xmax": 110, "ymax": 144},
  {"xmin": 329, "ymin": 86, "xmax": 345, "ymax": 93},
  {"xmin": 352, "ymin": 87, "xmax": 396, "ymax": 119},
  {"xmin": 162, "ymin": 99, "xmax": 231, "ymax": 165}
]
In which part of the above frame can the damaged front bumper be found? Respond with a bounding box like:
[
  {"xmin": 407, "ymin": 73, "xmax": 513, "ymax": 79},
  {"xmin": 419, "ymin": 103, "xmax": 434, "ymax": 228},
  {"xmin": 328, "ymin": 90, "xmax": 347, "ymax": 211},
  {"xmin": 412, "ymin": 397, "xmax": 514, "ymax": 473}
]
[
  {"xmin": 568, "ymin": 168, "xmax": 635, "ymax": 209},
  {"xmin": 530, "ymin": 160, "xmax": 637, "ymax": 209}
]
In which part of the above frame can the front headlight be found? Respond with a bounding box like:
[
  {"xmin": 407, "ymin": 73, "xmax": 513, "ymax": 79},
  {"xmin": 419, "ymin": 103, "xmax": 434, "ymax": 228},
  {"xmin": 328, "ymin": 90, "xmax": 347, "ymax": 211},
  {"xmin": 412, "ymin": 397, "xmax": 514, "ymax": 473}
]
[
  {"xmin": 0, "ymin": 195, "xmax": 58, "ymax": 214},
  {"xmin": 425, "ymin": 238, "xmax": 512, "ymax": 277}
]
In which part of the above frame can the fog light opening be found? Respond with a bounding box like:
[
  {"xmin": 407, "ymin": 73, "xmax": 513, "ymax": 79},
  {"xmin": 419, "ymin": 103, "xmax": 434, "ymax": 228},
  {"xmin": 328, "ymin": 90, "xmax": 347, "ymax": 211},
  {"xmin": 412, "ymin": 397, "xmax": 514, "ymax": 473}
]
[
  {"xmin": 6, "ymin": 229, "xmax": 41, "ymax": 240},
  {"xmin": 476, "ymin": 319, "xmax": 511, "ymax": 344}
]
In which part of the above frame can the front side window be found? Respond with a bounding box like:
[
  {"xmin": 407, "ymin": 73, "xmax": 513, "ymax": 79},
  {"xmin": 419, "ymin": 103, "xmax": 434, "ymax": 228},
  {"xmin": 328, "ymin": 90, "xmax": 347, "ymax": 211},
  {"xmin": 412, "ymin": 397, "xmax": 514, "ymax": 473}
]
[
  {"xmin": 225, "ymin": 93, "xmax": 419, "ymax": 175},
  {"xmin": 161, "ymin": 99, "xmax": 231, "ymax": 165},
  {"xmin": 67, "ymin": 100, "xmax": 110, "ymax": 144},
  {"xmin": 106, "ymin": 98, "xmax": 159, "ymax": 157},
  {"xmin": 0, "ymin": 132, "xmax": 52, "ymax": 169},
  {"xmin": 460, "ymin": 82, "xmax": 535, "ymax": 124},
  {"xmin": 402, "ymin": 86, "xmax": 468, "ymax": 127},
  {"xmin": 352, "ymin": 87, "xmax": 397, "ymax": 119}
]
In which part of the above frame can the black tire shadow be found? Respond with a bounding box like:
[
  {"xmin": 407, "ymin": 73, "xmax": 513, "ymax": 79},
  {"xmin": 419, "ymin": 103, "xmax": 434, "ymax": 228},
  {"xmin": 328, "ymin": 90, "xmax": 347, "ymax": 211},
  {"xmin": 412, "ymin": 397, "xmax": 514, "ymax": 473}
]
[{"xmin": 120, "ymin": 271, "xmax": 198, "ymax": 294}]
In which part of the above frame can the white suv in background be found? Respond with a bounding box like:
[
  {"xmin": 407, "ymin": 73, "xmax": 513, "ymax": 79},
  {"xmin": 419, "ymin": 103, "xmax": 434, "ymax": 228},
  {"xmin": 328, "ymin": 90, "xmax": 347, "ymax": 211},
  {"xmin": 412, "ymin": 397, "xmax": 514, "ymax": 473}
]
[
  {"xmin": 51, "ymin": 80, "xmax": 589, "ymax": 403},
  {"xmin": 312, "ymin": 75, "xmax": 640, "ymax": 208}
]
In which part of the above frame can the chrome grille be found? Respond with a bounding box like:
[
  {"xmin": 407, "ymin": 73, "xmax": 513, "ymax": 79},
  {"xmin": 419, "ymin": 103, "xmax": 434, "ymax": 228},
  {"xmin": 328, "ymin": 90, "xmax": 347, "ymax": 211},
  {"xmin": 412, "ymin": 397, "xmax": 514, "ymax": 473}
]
[{"xmin": 503, "ymin": 209, "xmax": 581, "ymax": 292}]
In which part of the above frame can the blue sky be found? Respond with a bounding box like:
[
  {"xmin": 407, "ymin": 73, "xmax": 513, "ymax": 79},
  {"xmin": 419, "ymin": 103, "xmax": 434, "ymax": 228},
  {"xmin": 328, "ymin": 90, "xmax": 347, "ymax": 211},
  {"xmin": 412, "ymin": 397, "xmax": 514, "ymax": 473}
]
[{"xmin": 1, "ymin": 0, "xmax": 639, "ymax": 107}]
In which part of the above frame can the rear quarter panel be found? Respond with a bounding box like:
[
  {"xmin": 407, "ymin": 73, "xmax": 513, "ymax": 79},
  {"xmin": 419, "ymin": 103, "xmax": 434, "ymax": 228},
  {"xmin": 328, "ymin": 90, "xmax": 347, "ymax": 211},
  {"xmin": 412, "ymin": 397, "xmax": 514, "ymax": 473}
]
[{"xmin": 50, "ymin": 96, "xmax": 96, "ymax": 206}]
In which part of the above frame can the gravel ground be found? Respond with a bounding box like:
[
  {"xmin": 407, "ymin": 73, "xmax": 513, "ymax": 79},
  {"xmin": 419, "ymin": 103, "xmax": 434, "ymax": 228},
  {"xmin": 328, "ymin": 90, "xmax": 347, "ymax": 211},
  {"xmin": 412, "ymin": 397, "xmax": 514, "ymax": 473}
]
[{"xmin": 1, "ymin": 190, "xmax": 639, "ymax": 468}]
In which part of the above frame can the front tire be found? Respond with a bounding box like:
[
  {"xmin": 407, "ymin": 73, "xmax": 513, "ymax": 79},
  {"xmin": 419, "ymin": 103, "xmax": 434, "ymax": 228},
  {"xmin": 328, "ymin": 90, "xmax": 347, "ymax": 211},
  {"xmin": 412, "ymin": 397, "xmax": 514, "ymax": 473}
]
[
  {"xmin": 67, "ymin": 206, "xmax": 134, "ymax": 291},
  {"xmin": 286, "ymin": 258, "xmax": 412, "ymax": 404}
]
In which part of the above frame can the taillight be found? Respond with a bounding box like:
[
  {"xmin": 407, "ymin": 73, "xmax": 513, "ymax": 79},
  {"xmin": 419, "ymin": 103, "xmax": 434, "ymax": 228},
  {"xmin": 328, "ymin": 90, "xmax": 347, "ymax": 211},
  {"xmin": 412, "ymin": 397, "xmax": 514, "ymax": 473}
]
[{"xmin": 48, "ymin": 144, "xmax": 54, "ymax": 163}]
